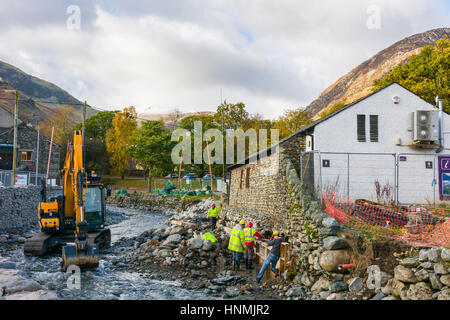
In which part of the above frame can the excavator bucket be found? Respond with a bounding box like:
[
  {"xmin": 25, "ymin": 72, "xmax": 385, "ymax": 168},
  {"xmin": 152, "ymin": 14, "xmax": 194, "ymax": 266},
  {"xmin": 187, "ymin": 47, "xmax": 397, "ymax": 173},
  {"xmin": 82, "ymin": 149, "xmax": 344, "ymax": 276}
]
[{"xmin": 61, "ymin": 243, "xmax": 99, "ymax": 271}]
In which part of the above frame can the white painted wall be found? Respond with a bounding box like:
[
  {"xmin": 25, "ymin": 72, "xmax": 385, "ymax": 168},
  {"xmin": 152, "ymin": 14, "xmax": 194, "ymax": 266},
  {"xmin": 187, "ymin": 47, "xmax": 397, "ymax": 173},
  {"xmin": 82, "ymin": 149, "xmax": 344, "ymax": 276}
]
[{"xmin": 311, "ymin": 83, "xmax": 449, "ymax": 204}]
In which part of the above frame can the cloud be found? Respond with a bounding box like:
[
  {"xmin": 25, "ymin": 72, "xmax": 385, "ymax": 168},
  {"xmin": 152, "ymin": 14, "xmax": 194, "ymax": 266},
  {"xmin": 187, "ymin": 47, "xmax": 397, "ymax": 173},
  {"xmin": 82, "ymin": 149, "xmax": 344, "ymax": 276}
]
[{"xmin": 0, "ymin": 0, "xmax": 448, "ymax": 119}]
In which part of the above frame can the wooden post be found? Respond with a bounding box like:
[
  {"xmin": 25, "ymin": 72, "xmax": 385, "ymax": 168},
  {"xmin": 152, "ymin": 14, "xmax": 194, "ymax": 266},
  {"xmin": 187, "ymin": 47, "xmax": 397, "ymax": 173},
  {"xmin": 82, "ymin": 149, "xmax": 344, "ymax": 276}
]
[
  {"xmin": 46, "ymin": 127, "xmax": 54, "ymax": 186},
  {"xmin": 206, "ymin": 141, "xmax": 215, "ymax": 199},
  {"xmin": 35, "ymin": 123, "xmax": 40, "ymax": 185},
  {"xmin": 12, "ymin": 91, "xmax": 18, "ymax": 186}
]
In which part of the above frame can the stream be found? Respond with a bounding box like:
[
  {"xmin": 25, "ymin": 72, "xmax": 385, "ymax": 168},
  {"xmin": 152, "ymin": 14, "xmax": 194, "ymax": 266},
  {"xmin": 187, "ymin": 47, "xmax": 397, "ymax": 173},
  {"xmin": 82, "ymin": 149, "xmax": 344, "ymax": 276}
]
[{"xmin": 3, "ymin": 206, "xmax": 211, "ymax": 300}]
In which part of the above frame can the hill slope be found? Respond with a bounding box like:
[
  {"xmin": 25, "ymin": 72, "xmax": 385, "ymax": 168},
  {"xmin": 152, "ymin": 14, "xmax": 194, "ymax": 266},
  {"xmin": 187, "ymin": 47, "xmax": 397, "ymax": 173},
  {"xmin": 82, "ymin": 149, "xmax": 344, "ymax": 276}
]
[
  {"xmin": 0, "ymin": 60, "xmax": 97, "ymax": 125},
  {"xmin": 305, "ymin": 27, "xmax": 450, "ymax": 119}
]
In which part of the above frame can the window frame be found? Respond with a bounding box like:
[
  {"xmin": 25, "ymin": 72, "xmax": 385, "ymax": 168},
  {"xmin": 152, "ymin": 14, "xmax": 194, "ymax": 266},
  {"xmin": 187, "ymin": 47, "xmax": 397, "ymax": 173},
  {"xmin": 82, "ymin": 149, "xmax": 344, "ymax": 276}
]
[{"xmin": 357, "ymin": 114, "xmax": 366, "ymax": 142}]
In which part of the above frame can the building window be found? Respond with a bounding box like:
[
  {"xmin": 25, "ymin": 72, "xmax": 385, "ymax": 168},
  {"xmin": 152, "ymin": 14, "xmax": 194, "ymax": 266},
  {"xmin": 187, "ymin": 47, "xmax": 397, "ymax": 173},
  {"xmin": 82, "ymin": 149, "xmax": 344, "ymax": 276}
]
[
  {"xmin": 20, "ymin": 150, "xmax": 33, "ymax": 161},
  {"xmin": 357, "ymin": 114, "xmax": 366, "ymax": 142},
  {"xmin": 245, "ymin": 167, "xmax": 250, "ymax": 188},
  {"xmin": 370, "ymin": 115, "xmax": 378, "ymax": 142}
]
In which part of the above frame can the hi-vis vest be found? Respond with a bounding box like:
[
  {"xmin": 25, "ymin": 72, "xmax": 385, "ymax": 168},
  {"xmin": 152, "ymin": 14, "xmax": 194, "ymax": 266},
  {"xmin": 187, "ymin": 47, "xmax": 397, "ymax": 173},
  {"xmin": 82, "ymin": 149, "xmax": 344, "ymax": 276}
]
[
  {"xmin": 228, "ymin": 225, "xmax": 245, "ymax": 253},
  {"xmin": 244, "ymin": 227, "xmax": 256, "ymax": 243},
  {"xmin": 202, "ymin": 232, "xmax": 217, "ymax": 243},
  {"xmin": 207, "ymin": 207, "xmax": 219, "ymax": 218}
]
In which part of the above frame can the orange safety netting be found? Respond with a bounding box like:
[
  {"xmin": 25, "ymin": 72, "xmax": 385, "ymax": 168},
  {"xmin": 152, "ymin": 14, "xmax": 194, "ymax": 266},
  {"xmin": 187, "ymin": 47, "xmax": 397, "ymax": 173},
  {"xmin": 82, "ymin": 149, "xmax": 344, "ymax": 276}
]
[{"xmin": 321, "ymin": 191, "xmax": 450, "ymax": 248}]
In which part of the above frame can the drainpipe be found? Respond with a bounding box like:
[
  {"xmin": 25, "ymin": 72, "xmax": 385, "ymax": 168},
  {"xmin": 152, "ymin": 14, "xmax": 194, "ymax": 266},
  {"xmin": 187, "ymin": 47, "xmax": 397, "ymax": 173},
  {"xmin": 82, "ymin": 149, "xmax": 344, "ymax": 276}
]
[{"xmin": 436, "ymin": 96, "xmax": 444, "ymax": 153}]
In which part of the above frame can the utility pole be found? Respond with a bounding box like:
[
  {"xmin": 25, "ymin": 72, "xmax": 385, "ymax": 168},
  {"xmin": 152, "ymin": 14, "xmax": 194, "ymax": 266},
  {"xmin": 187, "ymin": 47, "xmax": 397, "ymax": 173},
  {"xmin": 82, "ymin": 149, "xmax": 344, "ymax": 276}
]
[
  {"xmin": 82, "ymin": 101, "xmax": 87, "ymax": 168},
  {"xmin": 12, "ymin": 91, "xmax": 18, "ymax": 186},
  {"xmin": 35, "ymin": 123, "xmax": 40, "ymax": 185},
  {"xmin": 221, "ymin": 88, "xmax": 224, "ymax": 179}
]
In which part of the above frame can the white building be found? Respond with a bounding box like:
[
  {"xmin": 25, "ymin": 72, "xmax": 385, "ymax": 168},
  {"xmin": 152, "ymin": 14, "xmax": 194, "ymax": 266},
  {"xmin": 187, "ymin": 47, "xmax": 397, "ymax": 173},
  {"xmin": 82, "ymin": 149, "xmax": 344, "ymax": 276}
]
[{"xmin": 300, "ymin": 83, "xmax": 450, "ymax": 204}]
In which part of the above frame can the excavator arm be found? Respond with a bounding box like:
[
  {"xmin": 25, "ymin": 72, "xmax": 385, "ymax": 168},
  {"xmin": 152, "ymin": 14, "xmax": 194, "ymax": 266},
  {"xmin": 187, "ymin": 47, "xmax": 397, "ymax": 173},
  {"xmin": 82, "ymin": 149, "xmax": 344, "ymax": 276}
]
[{"xmin": 61, "ymin": 130, "xmax": 99, "ymax": 270}]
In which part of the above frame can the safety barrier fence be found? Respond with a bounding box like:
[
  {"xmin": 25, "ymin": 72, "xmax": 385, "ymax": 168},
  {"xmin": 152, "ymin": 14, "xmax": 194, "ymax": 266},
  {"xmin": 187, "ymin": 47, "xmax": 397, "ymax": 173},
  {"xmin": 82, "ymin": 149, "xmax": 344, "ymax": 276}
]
[{"xmin": 322, "ymin": 191, "xmax": 450, "ymax": 248}]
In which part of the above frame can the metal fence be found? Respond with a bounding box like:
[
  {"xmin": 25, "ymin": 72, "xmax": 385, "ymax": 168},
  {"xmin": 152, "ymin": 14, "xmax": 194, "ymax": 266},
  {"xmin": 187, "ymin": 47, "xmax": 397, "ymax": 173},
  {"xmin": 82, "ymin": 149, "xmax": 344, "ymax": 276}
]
[
  {"xmin": 300, "ymin": 151, "xmax": 450, "ymax": 206},
  {"xmin": 0, "ymin": 169, "xmax": 47, "ymax": 187}
]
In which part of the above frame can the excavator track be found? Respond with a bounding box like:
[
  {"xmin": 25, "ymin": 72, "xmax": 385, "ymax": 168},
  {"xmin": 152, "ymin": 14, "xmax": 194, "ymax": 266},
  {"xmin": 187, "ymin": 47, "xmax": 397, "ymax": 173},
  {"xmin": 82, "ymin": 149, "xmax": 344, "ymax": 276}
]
[{"xmin": 24, "ymin": 228, "xmax": 111, "ymax": 257}]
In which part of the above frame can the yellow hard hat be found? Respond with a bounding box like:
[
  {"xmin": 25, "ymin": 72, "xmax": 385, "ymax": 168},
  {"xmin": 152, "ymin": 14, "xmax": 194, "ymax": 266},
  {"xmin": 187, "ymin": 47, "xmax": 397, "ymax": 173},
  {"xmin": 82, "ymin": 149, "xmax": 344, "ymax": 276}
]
[
  {"xmin": 272, "ymin": 230, "xmax": 279, "ymax": 236},
  {"xmin": 240, "ymin": 219, "xmax": 245, "ymax": 225}
]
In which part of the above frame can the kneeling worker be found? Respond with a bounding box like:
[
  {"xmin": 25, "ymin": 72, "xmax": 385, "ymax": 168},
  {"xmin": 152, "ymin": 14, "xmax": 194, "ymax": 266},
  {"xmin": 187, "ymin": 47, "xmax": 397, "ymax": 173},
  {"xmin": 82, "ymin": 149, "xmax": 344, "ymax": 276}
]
[{"xmin": 244, "ymin": 222, "xmax": 262, "ymax": 270}]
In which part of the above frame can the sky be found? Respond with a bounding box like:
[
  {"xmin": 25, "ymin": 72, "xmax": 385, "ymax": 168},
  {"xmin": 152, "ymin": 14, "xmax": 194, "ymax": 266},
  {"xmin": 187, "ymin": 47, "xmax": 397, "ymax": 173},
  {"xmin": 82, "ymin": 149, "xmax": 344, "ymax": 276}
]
[{"xmin": 0, "ymin": 0, "xmax": 448, "ymax": 119}]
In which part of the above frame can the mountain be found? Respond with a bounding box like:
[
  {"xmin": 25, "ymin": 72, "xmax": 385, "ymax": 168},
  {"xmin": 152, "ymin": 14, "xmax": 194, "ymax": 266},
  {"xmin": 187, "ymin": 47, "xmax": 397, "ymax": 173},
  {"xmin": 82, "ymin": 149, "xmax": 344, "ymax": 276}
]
[
  {"xmin": 0, "ymin": 60, "xmax": 97, "ymax": 126},
  {"xmin": 139, "ymin": 111, "xmax": 215, "ymax": 130},
  {"xmin": 305, "ymin": 27, "xmax": 450, "ymax": 120}
]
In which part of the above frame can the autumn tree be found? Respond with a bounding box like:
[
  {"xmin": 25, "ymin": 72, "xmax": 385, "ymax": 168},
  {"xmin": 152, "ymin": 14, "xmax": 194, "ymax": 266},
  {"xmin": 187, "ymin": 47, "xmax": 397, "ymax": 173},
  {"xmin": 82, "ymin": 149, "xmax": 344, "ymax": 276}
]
[
  {"xmin": 41, "ymin": 105, "xmax": 77, "ymax": 168},
  {"xmin": 127, "ymin": 121, "xmax": 174, "ymax": 192},
  {"xmin": 75, "ymin": 110, "xmax": 118, "ymax": 174},
  {"xmin": 373, "ymin": 37, "xmax": 450, "ymax": 112},
  {"xmin": 105, "ymin": 107, "xmax": 137, "ymax": 179},
  {"xmin": 273, "ymin": 108, "xmax": 311, "ymax": 139}
]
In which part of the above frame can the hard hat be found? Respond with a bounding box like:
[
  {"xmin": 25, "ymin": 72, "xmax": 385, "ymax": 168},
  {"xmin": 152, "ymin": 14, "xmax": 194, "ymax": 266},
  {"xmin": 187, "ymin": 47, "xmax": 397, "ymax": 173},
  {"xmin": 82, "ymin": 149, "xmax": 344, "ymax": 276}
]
[
  {"xmin": 272, "ymin": 230, "xmax": 279, "ymax": 236},
  {"xmin": 239, "ymin": 219, "xmax": 245, "ymax": 225},
  {"xmin": 247, "ymin": 222, "xmax": 253, "ymax": 227}
]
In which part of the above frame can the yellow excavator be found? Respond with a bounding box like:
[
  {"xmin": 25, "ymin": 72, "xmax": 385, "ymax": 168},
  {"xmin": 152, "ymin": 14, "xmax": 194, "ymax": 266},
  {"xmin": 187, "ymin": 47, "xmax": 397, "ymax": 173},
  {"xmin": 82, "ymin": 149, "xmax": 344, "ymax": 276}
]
[{"xmin": 24, "ymin": 130, "xmax": 111, "ymax": 271}]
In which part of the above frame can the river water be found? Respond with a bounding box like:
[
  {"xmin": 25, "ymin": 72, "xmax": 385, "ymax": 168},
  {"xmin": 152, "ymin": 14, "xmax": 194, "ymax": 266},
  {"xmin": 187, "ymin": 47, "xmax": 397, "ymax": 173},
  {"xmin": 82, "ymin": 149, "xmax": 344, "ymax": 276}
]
[{"xmin": 7, "ymin": 206, "xmax": 211, "ymax": 300}]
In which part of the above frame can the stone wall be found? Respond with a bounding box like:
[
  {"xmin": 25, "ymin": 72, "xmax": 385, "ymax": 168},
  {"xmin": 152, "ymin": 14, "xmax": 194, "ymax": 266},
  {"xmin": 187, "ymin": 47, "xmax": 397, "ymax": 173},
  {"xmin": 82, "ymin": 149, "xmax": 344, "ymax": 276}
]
[
  {"xmin": 223, "ymin": 156, "xmax": 450, "ymax": 300},
  {"xmin": 0, "ymin": 186, "xmax": 40, "ymax": 233}
]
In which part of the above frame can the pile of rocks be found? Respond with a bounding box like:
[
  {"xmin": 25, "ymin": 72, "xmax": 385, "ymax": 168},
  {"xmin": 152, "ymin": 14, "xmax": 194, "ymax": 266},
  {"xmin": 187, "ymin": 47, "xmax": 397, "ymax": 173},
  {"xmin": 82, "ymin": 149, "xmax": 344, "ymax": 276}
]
[
  {"xmin": 0, "ymin": 257, "xmax": 58, "ymax": 300},
  {"xmin": 126, "ymin": 199, "xmax": 232, "ymax": 275},
  {"xmin": 384, "ymin": 248, "xmax": 450, "ymax": 300}
]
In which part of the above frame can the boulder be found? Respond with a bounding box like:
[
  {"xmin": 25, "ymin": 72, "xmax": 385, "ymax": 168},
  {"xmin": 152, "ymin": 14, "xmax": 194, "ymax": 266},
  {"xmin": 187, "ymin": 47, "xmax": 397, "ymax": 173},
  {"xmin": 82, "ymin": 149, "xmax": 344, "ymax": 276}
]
[
  {"xmin": 429, "ymin": 273, "xmax": 443, "ymax": 290},
  {"xmin": 399, "ymin": 257, "xmax": 419, "ymax": 268},
  {"xmin": 311, "ymin": 277, "xmax": 331, "ymax": 295},
  {"xmin": 420, "ymin": 262, "xmax": 433, "ymax": 269},
  {"xmin": 3, "ymin": 279, "xmax": 42, "ymax": 294},
  {"xmin": 286, "ymin": 286, "xmax": 307, "ymax": 298},
  {"xmin": 414, "ymin": 269, "xmax": 429, "ymax": 282},
  {"xmin": 427, "ymin": 248, "xmax": 441, "ymax": 262},
  {"xmin": 386, "ymin": 278, "xmax": 407, "ymax": 298},
  {"xmin": 394, "ymin": 265, "xmax": 417, "ymax": 283},
  {"xmin": 322, "ymin": 217, "xmax": 341, "ymax": 228},
  {"xmin": 162, "ymin": 234, "xmax": 182, "ymax": 246},
  {"xmin": 319, "ymin": 249, "xmax": 350, "ymax": 272},
  {"xmin": 301, "ymin": 273, "xmax": 314, "ymax": 288},
  {"xmin": 405, "ymin": 282, "xmax": 433, "ymax": 300},
  {"xmin": 437, "ymin": 288, "xmax": 450, "ymax": 300},
  {"xmin": 323, "ymin": 236, "xmax": 348, "ymax": 250},
  {"xmin": 330, "ymin": 281, "xmax": 348, "ymax": 293},
  {"xmin": 433, "ymin": 263, "xmax": 447, "ymax": 275},
  {"xmin": 439, "ymin": 274, "xmax": 450, "ymax": 286},
  {"xmin": 318, "ymin": 226, "xmax": 342, "ymax": 237},
  {"xmin": 326, "ymin": 293, "xmax": 344, "ymax": 300},
  {"xmin": 419, "ymin": 249, "xmax": 429, "ymax": 262},
  {"xmin": 2, "ymin": 289, "xmax": 58, "ymax": 300},
  {"xmin": 441, "ymin": 248, "xmax": 450, "ymax": 262},
  {"xmin": 225, "ymin": 286, "xmax": 240, "ymax": 298},
  {"xmin": 189, "ymin": 238, "xmax": 204, "ymax": 250},
  {"xmin": 371, "ymin": 293, "xmax": 385, "ymax": 300},
  {"xmin": 348, "ymin": 277, "xmax": 363, "ymax": 293}
]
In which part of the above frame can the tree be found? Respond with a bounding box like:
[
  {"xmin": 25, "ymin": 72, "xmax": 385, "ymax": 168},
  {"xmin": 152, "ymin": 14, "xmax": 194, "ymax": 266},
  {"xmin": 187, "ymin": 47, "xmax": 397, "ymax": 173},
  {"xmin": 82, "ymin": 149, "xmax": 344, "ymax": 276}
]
[
  {"xmin": 127, "ymin": 121, "xmax": 175, "ymax": 192},
  {"xmin": 273, "ymin": 108, "xmax": 311, "ymax": 139},
  {"xmin": 41, "ymin": 105, "xmax": 77, "ymax": 168},
  {"xmin": 214, "ymin": 101, "xmax": 249, "ymax": 130},
  {"xmin": 105, "ymin": 107, "xmax": 137, "ymax": 179},
  {"xmin": 373, "ymin": 38, "xmax": 450, "ymax": 112},
  {"xmin": 74, "ymin": 110, "xmax": 118, "ymax": 174}
]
